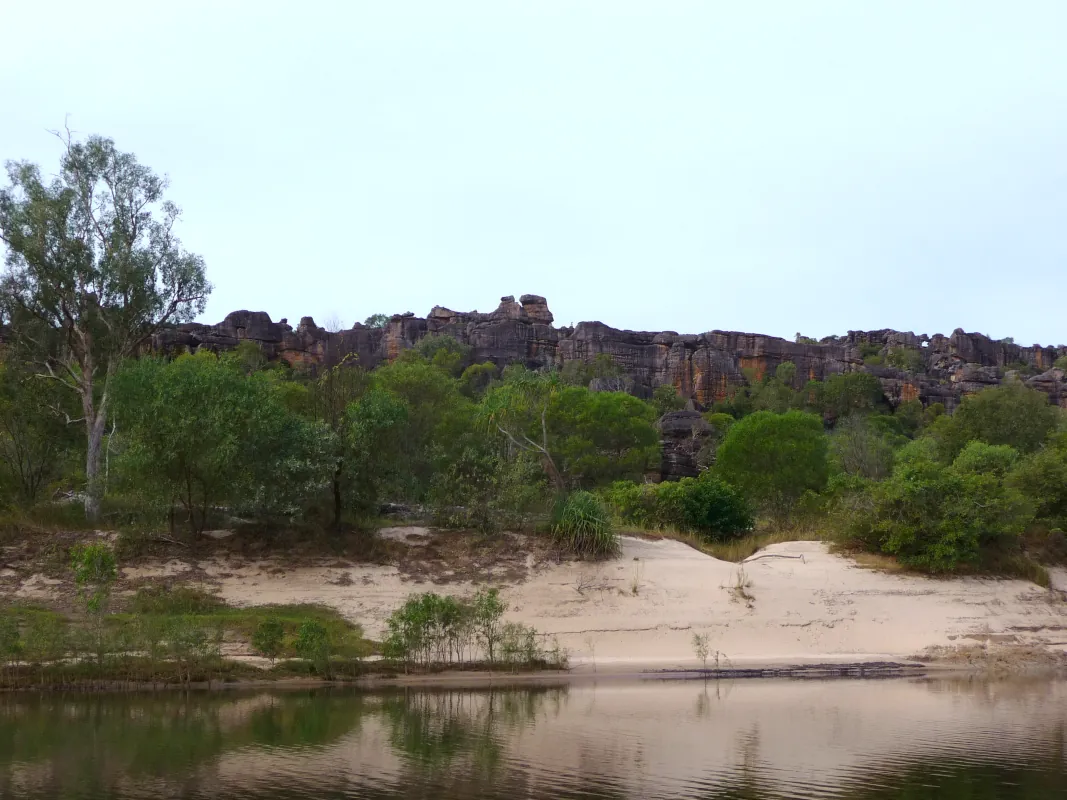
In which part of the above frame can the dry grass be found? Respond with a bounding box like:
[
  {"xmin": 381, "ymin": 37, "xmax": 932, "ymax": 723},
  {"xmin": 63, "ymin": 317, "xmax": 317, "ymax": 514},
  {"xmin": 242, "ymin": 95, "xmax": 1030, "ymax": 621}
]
[{"xmin": 839, "ymin": 550, "xmax": 909, "ymax": 574}]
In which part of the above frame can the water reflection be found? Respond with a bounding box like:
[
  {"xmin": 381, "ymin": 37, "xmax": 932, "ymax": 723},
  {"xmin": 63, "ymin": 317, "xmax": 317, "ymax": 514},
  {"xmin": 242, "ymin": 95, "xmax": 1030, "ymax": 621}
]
[{"xmin": 0, "ymin": 677, "xmax": 1063, "ymax": 799}]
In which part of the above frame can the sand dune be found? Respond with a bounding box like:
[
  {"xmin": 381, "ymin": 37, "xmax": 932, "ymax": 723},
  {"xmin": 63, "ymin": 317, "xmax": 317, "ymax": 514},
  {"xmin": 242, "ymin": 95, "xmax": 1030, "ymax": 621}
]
[{"xmin": 199, "ymin": 531, "xmax": 1067, "ymax": 669}]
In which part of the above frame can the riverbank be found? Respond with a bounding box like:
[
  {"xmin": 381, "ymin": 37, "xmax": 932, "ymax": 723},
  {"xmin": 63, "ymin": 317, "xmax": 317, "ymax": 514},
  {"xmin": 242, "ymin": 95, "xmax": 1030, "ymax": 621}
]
[
  {"xmin": 3, "ymin": 525, "xmax": 1067, "ymax": 681},
  {"xmin": 202, "ymin": 531, "xmax": 1067, "ymax": 669}
]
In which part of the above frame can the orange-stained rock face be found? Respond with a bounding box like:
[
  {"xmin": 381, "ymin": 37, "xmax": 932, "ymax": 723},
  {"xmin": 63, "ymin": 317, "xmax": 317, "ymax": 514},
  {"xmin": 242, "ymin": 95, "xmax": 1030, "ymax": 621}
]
[{"xmin": 151, "ymin": 295, "xmax": 1067, "ymax": 411}]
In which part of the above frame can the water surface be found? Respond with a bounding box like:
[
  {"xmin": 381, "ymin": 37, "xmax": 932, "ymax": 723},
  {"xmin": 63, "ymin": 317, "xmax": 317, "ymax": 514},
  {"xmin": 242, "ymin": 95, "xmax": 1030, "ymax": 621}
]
[{"xmin": 0, "ymin": 677, "xmax": 1064, "ymax": 798}]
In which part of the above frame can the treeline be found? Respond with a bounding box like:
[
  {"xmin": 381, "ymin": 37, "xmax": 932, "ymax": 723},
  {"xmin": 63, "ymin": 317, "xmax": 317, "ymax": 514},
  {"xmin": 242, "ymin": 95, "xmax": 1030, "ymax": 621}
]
[{"xmin": 0, "ymin": 131, "xmax": 1064, "ymax": 577}]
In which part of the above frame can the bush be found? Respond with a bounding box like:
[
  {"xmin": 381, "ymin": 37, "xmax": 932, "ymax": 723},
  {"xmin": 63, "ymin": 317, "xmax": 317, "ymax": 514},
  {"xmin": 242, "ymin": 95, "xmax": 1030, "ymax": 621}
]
[
  {"xmin": 551, "ymin": 491, "xmax": 619, "ymax": 557},
  {"xmin": 294, "ymin": 620, "xmax": 331, "ymax": 676},
  {"xmin": 652, "ymin": 384, "xmax": 686, "ymax": 416},
  {"xmin": 676, "ymin": 475, "xmax": 754, "ymax": 540},
  {"xmin": 715, "ymin": 410, "xmax": 829, "ymax": 518},
  {"xmin": 833, "ymin": 442, "xmax": 1034, "ymax": 572},
  {"xmin": 131, "ymin": 586, "xmax": 225, "ymax": 615},
  {"xmin": 251, "ymin": 619, "xmax": 285, "ymax": 665},
  {"xmin": 1008, "ymin": 444, "xmax": 1067, "ymax": 526},
  {"xmin": 603, "ymin": 481, "xmax": 658, "ymax": 528},
  {"xmin": 1055, "ymin": 355, "xmax": 1067, "ymax": 371},
  {"xmin": 928, "ymin": 383, "xmax": 1059, "ymax": 460},
  {"xmin": 605, "ymin": 474, "xmax": 752, "ymax": 541}
]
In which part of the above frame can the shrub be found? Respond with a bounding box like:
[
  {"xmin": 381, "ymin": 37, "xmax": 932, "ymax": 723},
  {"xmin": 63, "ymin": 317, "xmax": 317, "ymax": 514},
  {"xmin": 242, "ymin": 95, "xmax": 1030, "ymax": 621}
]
[
  {"xmin": 551, "ymin": 491, "xmax": 619, "ymax": 557},
  {"xmin": 833, "ymin": 444, "xmax": 1034, "ymax": 572},
  {"xmin": 952, "ymin": 441, "xmax": 1019, "ymax": 477},
  {"xmin": 652, "ymin": 384, "xmax": 686, "ymax": 416},
  {"xmin": 715, "ymin": 410, "xmax": 829, "ymax": 518},
  {"xmin": 886, "ymin": 347, "xmax": 924, "ymax": 372},
  {"xmin": 382, "ymin": 589, "xmax": 509, "ymax": 668},
  {"xmin": 1007, "ymin": 444, "xmax": 1067, "ymax": 526},
  {"xmin": 1055, "ymin": 355, "xmax": 1067, "ymax": 371},
  {"xmin": 70, "ymin": 543, "xmax": 117, "ymax": 613},
  {"xmin": 131, "ymin": 586, "xmax": 225, "ymax": 615},
  {"xmin": 603, "ymin": 481, "xmax": 658, "ymax": 529},
  {"xmin": 929, "ymin": 383, "xmax": 1059, "ymax": 460},
  {"xmin": 829, "ymin": 415, "xmax": 896, "ymax": 480},
  {"xmin": 251, "ymin": 619, "xmax": 285, "ymax": 665},
  {"xmin": 674, "ymin": 475, "xmax": 753, "ymax": 540},
  {"xmin": 605, "ymin": 475, "xmax": 752, "ymax": 541},
  {"xmin": 0, "ymin": 616, "xmax": 21, "ymax": 666},
  {"xmin": 294, "ymin": 620, "xmax": 331, "ymax": 676}
]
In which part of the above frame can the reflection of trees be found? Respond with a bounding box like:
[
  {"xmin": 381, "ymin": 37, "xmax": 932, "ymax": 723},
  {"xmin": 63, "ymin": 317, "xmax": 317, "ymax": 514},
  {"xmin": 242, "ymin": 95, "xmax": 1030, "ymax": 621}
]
[
  {"xmin": 832, "ymin": 720, "xmax": 1067, "ymax": 800},
  {"xmin": 0, "ymin": 690, "xmax": 365, "ymax": 798},
  {"xmin": 381, "ymin": 686, "xmax": 568, "ymax": 779}
]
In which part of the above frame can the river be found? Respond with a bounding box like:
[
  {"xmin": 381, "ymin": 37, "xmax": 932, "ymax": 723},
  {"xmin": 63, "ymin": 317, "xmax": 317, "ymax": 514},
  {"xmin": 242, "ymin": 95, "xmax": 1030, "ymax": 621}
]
[{"xmin": 0, "ymin": 676, "xmax": 1063, "ymax": 798}]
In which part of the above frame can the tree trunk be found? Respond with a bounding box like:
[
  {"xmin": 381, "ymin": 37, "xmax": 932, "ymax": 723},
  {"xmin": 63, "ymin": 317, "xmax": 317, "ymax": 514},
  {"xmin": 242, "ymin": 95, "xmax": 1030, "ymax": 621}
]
[
  {"xmin": 81, "ymin": 369, "xmax": 110, "ymax": 523},
  {"xmin": 540, "ymin": 453, "xmax": 566, "ymax": 492},
  {"xmin": 332, "ymin": 460, "xmax": 343, "ymax": 529},
  {"xmin": 83, "ymin": 406, "xmax": 108, "ymax": 522}
]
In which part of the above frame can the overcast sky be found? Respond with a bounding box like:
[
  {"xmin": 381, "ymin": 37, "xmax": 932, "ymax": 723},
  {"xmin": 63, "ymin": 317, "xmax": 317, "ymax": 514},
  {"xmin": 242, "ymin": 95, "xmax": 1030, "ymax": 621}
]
[{"xmin": 3, "ymin": 1, "xmax": 1065, "ymax": 345}]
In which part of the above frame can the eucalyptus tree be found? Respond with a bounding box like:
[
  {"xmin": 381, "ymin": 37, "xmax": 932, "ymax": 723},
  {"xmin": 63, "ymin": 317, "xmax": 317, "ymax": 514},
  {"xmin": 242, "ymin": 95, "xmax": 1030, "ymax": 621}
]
[{"xmin": 0, "ymin": 130, "xmax": 210, "ymax": 519}]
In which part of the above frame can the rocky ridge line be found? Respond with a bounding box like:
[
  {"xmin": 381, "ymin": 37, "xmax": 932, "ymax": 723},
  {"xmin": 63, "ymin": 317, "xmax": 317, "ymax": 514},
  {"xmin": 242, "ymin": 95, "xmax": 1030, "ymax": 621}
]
[{"xmin": 154, "ymin": 293, "xmax": 1066, "ymax": 412}]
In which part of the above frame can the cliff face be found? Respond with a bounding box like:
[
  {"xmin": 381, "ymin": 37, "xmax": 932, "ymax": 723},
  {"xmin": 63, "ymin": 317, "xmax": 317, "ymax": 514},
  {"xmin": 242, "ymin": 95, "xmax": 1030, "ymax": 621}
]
[{"xmin": 154, "ymin": 294, "xmax": 1067, "ymax": 411}]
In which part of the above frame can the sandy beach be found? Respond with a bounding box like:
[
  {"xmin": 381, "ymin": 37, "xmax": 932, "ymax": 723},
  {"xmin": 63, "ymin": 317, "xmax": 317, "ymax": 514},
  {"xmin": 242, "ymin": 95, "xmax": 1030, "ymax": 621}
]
[{"xmin": 109, "ymin": 529, "xmax": 1067, "ymax": 670}]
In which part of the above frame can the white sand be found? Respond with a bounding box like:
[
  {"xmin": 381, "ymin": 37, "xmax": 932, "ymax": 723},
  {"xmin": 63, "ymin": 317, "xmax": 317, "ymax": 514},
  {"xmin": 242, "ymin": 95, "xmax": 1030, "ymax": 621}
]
[{"xmin": 200, "ymin": 531, "xmax": 1067, "ymax": 668}]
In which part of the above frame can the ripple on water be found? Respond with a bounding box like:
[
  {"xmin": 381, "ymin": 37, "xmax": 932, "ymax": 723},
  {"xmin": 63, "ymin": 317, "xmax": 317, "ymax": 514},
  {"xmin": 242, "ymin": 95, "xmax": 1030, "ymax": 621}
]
[{"xmin": 0, "ymin": 678, "xmax": 1064, "ymax": 799}]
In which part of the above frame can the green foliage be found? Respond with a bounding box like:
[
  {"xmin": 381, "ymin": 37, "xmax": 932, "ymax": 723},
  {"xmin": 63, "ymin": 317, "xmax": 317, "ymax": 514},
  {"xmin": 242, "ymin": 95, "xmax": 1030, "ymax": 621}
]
[
  {"xmin": 482, "ymin": 368, "xmax": 658, "ymax": 490},
  {"xmin": 893, "ymin": 399, "xmax": 924, "ymax": 437},
  {"xmin": 131, "ymin": 586, "xmax": 225, "ymax": 615},
  {"xmin": 886, "ymin": 347, "xmax": 924, "ymax": 372},
  {"xmin": 343, "ymin": 387, "xmax": 410, "ymax": 515},
  {"xmin": 658, "ymin": 474, "xmax": 753, "ymax": 540},
  {"xmin": 858, "ymin": 342, "xmax": 883, "ymax": 360},
  {"xmin": 952, "ymin": 441, "xmax": 1019, "ymax": 477},
  {"xmin": 606, "ymin": 474, "xmax": 752, "ymax": 541},
  {"xmin": 70, "ymin": 543, "xmax": 117, "ymax": 614},
  {"xmin": 715, "ymin": 410, "xmax": 829, "ymax": 517},
  {"xmin": 413, "ymin": 335, "xmax": 473, "ymax": 377},
  {"xmin": 816, "ymin": 372, "xmax": 886, "ymax": 420},
  {"xmin": 0, "ymin": 615, "xmax": 20, "ymax": 665},
  {"xmin": 559, "ymin": 354, "xmax": 621, "ymax": 387},
  {"xmin": 929, "ymin": 383, "xmax": 1059, "ymax": 460},
  {"xmin": 1054, "ymin": 354, "xmax": 1067, "ymax": 371},
  {"xmin": 829, "ymin": 415, "xmax": 896, "ymax": 480},
  {"xmin": 751, "ymin": 373, "xmax": 796, "ymax": 413},
  {"xmin": 652, "ymin": 384, "xmax": 686, "ymax": 416},
  {"xmin": 834, "ymin": 441, "xmax": 1035, "ymax": 572},
  {"xmin": 363, "ymin": 313, "xmax": 390, "ymax": 328},
  {"xmin": 459, "ymin": 362, "xmax": 498, "ymax": 398},
  {"xmin": 373, "ymin": 355, "xmax": 471, "ymax": 499},
  {"xmin": 429, "ymin": 446, "xmax": 545, "ymax": 532},
  {"xmin": 0, "ymin": 134, "xmax": 210, "ymax": 520},
  {"xmin": 113, "ymin": 352, "xmax": 333, "ymax": 533},
  {"xmin": 0, "ymin": 361, "xmax": 78, "ymax": 506},
  {"xmin": 380, "ymin": 588, "xmax": 555, "ymax": 670},
  {"xmin": 548, "ymin": 388, "xmax": 659, "ymax": 487},
  {"xmin": 294, "ymin": 620, "xmax": 331, "ymax": 676},
  {"xmin": 1007, "ymin": 442, "xmax": 1067, "ymax": 526},
  {"xmin": 551, "ymin": 491, "xmax": 619, "ymax": 557}
]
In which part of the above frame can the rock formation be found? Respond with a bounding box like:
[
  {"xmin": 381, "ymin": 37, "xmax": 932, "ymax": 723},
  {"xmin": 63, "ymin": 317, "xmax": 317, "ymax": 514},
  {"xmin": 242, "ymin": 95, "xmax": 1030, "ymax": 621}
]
[{"xmin": 154, "ymin": 294, "xmax": 1067, "ymax": 411}]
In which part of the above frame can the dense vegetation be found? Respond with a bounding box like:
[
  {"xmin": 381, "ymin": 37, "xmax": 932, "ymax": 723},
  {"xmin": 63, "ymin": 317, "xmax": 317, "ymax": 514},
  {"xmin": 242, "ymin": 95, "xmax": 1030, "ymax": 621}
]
[{"xmin": 0, "ymin": 131, "xmax": 1064, "ymax": 593}]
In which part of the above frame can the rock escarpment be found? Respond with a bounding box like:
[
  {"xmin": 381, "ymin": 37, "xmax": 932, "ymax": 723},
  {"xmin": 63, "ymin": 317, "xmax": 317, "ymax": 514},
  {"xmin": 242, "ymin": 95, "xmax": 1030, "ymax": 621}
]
[{"xmin": 154, "ymin": 294, "xmax": 1067, "ymax": 411}]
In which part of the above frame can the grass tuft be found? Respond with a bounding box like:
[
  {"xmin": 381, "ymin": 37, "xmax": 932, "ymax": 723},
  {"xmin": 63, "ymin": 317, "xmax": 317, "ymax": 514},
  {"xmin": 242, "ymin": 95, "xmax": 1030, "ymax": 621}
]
[{"xmin": 552, "ymin": 491, "xmax": 619, "ymax": 558}]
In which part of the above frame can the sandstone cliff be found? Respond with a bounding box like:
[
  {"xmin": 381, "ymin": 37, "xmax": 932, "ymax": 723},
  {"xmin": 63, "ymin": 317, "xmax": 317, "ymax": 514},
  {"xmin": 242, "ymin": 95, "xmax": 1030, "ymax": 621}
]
[{"xmin": 154, "ymin": 294, "xmax": 1066, "ymax": 411}]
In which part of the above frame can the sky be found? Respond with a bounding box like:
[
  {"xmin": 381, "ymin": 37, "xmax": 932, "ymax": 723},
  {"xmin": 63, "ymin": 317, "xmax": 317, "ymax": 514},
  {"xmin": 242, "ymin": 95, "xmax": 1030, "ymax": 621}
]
[{"xmin": 2, "ymin": 1, "xmax": 1066, "ymax": 346}]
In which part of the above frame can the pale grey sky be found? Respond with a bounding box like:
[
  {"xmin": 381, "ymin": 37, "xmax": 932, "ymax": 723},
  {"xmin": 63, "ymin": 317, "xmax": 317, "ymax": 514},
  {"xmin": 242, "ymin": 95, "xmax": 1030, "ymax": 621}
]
[{"xmin": 3, "ymin": 1, "xmax": 1065, "ymax": 345}]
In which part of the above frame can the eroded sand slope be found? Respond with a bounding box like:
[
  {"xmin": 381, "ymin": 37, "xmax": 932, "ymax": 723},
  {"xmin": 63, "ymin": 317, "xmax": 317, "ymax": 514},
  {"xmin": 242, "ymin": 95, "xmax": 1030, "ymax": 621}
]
[{"xmin": 166, "ymin": 533, "xmax": 1067, "ymax": 668}]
